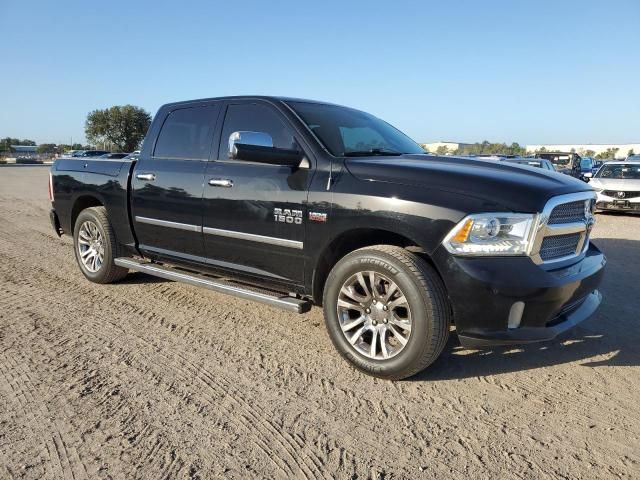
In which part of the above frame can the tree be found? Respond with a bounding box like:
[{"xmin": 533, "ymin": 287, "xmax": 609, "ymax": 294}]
[
  {"xmin": 0, "ymin": 138, "xmax": 37, "ymax": 152},
  {"xmin": 595, "ymin": 147, "xmax": 619, "ymax": 160},
  {"xmin": 628, "ymin": 149, "xmax": 635, "ymax": 157},
  {"xmin": 452, "ymin": 140, "xmax": 527, "ymax": 157},
  {"xmin": 435, "ymin": 145, "xmax": 450, "ymax": 155},
  {"xmin": 85, "ymin": 105, "xmax": 151, "ymax": 152},
  {"xmin": 583, "ymin": 149, "xmax": 596, "ymax": 157},
  {"xmin": 37, "ymin": 144, "xmax": 57, "ymax": 154}
]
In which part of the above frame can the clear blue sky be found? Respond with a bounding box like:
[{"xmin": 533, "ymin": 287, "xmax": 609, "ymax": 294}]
[{"xmin": 1, "ymin": 0, "xmax": 638, "ymax": 145}]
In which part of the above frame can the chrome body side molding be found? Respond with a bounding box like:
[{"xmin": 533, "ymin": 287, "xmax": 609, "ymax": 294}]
[
  {"xmin": 134, "ymin": 216, "xmax": 202, "ymax": 232},
  {"xmin": 203, "ymin": 227, "xmax": 304, "ymax": 250}
]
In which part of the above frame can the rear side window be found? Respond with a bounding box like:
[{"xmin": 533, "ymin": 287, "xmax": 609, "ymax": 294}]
[
  {"xmin": 219, "ymin": 103, "xmax": 296, "ymax": 159},
  {"xmin": 154, "ymin": 106, "xmax": 216, "ymax": 159}
]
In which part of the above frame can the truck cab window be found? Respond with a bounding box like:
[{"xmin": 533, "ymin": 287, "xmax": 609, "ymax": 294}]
[
  {"xmin": 154, "ymin": 106, "xmax": 215, "ymax": 160},
  {"xmin": 219, "ymin": 103, "xmax": 297, "ymax": 159}
]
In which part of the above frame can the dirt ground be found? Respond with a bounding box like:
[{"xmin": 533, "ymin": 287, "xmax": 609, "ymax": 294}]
[{"xmin": 0, "ymin": 166, "xmax": 638, "ymax": 479}]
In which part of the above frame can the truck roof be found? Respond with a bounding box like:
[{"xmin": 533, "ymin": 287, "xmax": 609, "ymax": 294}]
[{"xmin": 160, "ymin": 95, "xmax": 340, "ymax": 109}]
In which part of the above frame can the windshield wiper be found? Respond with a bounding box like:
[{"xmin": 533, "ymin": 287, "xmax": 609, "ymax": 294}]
[{"xmin": 343, "ymin": 148, "xmax": 403, "ymax": 157}]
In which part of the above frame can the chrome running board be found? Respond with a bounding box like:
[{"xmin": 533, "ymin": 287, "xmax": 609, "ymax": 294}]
[{"xmin": 114, "ymin": 257, "xmax": 312, "ymax": 314}]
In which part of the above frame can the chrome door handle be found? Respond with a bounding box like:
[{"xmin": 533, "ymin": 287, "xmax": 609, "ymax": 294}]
[
  {"xmin": 136, "ymin": 173, "xmax": 156, "ymax": 181},
  {"xmin": 208, "ymin": 179, "xmax": 233, "ymax": 188}
]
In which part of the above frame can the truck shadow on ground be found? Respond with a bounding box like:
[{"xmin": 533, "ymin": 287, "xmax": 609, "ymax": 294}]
[
  {"xmin": 117, "ymin": 271, "xmax": 170, "ymax": 285},
  {"xmin": 413, "ymin": 237, "xmax": 640, "ymax": 381}
]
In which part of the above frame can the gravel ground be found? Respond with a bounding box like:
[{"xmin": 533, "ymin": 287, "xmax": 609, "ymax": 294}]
[{"xmin": 0, "ymin": 166, "xmax": 638, "ymax": 479}]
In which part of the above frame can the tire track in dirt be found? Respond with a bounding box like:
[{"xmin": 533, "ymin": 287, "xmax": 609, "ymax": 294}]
[
  {"xmin": 0, "ymin": 242, "xmax": 438, "ymax": 478},
  {"xmin": 0, "ymin": 350, "xmax": 88, "ymax": 480},
  {"xmin": 0, "ymin": 273, "xmax": 324, "ymax": 478}
]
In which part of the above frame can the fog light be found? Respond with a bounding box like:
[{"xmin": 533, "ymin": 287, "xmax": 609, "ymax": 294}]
[{"xmin": 508, "ymin": 301, "xmax": 525, "ymax": 329}]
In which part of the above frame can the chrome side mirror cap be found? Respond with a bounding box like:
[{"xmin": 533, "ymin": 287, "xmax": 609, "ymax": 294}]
[{"xmin": 229, "ymin": 131, "xmax": 274, "ymax": 160}]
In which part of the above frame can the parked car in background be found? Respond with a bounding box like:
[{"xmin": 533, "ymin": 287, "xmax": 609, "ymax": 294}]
[
  {"xmin": 592, "ymin": 159, "xmax": 605, "ymax": 175},
  {"xmin": 589, "ymin": 161, "xmax": 640, "ymax": 214},
  {"xmin": 535, "ymin": 151, "xmax": 582, "ymax": 178},
  {"xmin": 627, "ymin": 154, "xmax": 640, "ymax": 162},
  {"xmin": 80, "ymin": 150, "xmax": 110, "ymax": 158},
  {"xmin": 99, "ymin": 153, "xmax": 130, "ymax": 159},
  {"xmin": 501, "ymin": 157, "xmax": 556, "ymax": 171},
  {"xmin": 64, "ymin": 150, "xmax": 84, "ymax": 157},
  {"xmin": 580, "ymin": 157, "xmax": 595, "ymax": 179}
]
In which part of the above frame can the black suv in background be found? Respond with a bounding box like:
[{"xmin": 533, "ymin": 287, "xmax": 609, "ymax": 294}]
[
  {"xmin": 535, "ymin": 151, "xmax": 583, "ymax": 178},
  {"xmin": 49, "ymin": 96, "xmax": 605, "ymax": 379}
]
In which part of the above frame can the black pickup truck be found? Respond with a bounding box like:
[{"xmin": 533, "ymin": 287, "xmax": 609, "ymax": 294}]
[{"xmin": 49, "ymin": 96, "xmax": 605, "ymax": 379}]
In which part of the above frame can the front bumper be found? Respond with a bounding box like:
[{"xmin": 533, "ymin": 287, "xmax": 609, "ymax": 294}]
[
  {"xmin": 434, "ymin": 242, "xmax": 606, "ymax": 348},
  {"xmin": 595, "ymin": 193, "xmax": 640, "ymax": 213}
]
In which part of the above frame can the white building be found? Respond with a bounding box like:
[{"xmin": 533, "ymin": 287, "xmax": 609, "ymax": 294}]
[
  {"xmin": 525, "ymin": 144, "xmax": 639, "ymax": 159},
  {"xmin": 421, "ymin": 142, "xmax": 472, "ymax": 153}
]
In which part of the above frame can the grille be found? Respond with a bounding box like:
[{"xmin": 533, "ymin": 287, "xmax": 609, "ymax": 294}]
[
  {"xmin": 548, "ymin": 200, "xmax": 586, "ymax": 224},
  {"xmin": 539, "ymin": 233, "xmax": 581, "ymax": 261},
  {"xmin": 602, "ymin": 190, "xmax": 640, "ymax": 199}
]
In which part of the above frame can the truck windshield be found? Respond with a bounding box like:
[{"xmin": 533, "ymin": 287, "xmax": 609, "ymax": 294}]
[
  {"xmin": 286, "ymin": 101, "xmax": 425, "ymax": 157},
  {"xmin": 596, "ymin": 164, "xmax": 640, "ymax": 179}
]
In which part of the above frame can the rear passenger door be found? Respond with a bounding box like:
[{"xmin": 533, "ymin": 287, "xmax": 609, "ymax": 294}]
[
  {"xmin": 202, "ymin": 101, "xmax": 312, "ymax": 285},
  {"xmin": 131, "ymin": 103, "xmax": 219, "ymax": 261}
]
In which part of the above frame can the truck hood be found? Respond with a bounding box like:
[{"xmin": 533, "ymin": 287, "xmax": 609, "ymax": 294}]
[
  {"xmin": 345, "ymin": 154, "xmax": 592, "ymax": 212},
  {"xmin": 589, "ymin": 177, "xmax": 640, "ymax": 192}
]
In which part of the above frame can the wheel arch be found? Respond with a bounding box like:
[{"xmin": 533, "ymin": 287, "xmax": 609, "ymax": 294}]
[
  {"xmin": 311, "ymin": 228, "xmax": 442, "ymax": 305},
  {"xmin": 71, "ymin": 195, "xmax": 104, "ymax": 230}
]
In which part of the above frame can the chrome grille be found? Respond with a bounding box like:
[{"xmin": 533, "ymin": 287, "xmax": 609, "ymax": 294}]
[
  {"xmin": 531, "ymin": 192, "xmax": 595, "ymax": 265},
  {"xmin": 539, "ymin": 232, "xmax": 581, "ymax": 261},
  {"xmin": 548, "ymin": 200, "xmax": 586, "ymax": 224}
]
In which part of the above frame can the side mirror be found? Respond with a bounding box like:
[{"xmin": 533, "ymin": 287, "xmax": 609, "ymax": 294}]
[{"xmin": 228, "ymin": 131, "xmax": 306, "ymax": 168}]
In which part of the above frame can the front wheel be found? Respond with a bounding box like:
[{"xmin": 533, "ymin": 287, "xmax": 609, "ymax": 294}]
[
  {"xmin": 73, "ymin": 207, "xmax": 128, "ymax": 284},
  {"xmin": 323, "ymin": 245, "xmax": 450, "ymax": 380}
]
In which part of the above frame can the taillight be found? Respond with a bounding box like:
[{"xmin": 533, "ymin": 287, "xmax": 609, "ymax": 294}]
[{"xmin": 48, "ymin": 172, "xmax": 54, "ymax": 202}]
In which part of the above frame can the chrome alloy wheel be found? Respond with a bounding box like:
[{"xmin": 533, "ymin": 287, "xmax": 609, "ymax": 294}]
[
  {"xmin": 77, "ymin": 220, "xmax": 105, "ymax": 273},
  {"xmin": 337, "ymin": 271, "xmax": 412, "ymax": 360}
]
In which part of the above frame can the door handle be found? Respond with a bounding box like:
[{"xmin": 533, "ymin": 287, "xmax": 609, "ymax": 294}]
[
  {"xmin": 136, "ymin": 173, "xmax": 156, "ymax": 181},
  {"xmin": 208, "ymin": 178, "xmax": 233, "ymax": 188}
]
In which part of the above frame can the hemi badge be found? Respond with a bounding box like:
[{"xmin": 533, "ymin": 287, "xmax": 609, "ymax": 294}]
[{"xmin": 309, "ymin": 212, "xmax": 328, "ymax": 223}]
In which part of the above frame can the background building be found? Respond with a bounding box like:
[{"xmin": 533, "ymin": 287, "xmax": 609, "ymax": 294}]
[{"xmin": 421, "ymin": 142, "xmax": 472, "ymax": 153}]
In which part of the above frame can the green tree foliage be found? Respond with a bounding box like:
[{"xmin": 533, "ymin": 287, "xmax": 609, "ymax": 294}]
[
  {"xmin": 85, "ymin": 105, "xmax": 151, "ymax": 152},
  {"xmin": 435, "ymin": 145, "xmax": 450, "ymax": 155},
  {"xmin": 453, "ymin": 141, "xmax": 528, "ymax": 157},
  {"xmin": 0, "ymin": 137, "xmax": 37, "ymax": 152},
  {"xmin": 56, "ymin": 144, "xmax": 72, "ymax": 153},
  {"xmin": 628, "ymin": 149, "xmax": 635, "ymax": 157},
  {"xmin": 595, "ymin": 147, "xmax": 619, "ymax": 160},
  {"xmin": 37, "ymin": 144, "xmax": 57, "ymax": 154},
  {"xmin": 583, "ymin": 149, "xmax": 596, "ymax": 157}
]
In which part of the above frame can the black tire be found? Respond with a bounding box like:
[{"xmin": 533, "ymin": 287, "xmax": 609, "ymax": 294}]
[
  {"xmin": 73, "ymin": 206, "xmax": 128, "ymax": 284},
  {"xmin": 323, "ymin": 245, "xmax": 450, "ymax": 380}
]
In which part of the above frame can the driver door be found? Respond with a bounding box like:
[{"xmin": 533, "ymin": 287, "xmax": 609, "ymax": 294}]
[{"xmin": 202, "ymin": 101, "xmax": 312, "ymax": 285}]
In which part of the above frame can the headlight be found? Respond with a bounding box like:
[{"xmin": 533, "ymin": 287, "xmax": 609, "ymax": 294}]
[{"xmin": 443, "ymin": 213, "xmax": 537, "ymax": 256}]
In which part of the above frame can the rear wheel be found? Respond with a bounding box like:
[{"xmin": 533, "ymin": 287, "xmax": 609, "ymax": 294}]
[
  {"xmin": 73, "ymin": 207, "xmax": 128, "ymax": 284},
  {"xmin": 323, "ymin": 245, "xmax": 450, "ymax": 380}
]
